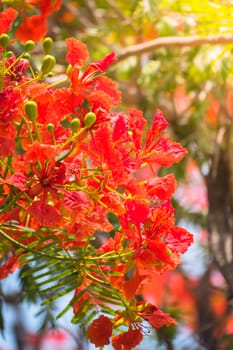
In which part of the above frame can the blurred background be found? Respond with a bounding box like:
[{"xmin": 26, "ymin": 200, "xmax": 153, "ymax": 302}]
[{"xmin": 2, "ymin": 0, "xmax": 233, "ymax": 349}]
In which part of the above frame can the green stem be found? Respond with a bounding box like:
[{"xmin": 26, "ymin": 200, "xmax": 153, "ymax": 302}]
[
  {"xmin": 84, "ymin": 250, "xmax": 133, "ymax": 261},
  {"xmin": 83, "ymin": 269, "xmax": 109, "ymax": 285},
  {"xmin": 31, "ymin": 119, "xmax": 41, "ymax": 142},
  {"xmin": 61, "ymin": 127, "xmax": 86, "ymax": 148},
  {"xmin": 21, "ymin": 116, "xmax": 34, "ymax": 143},
  {"xmin": 0, "ymin": 191, "xmax": 22, "ymax": 213},
  {"xmin": 3, "ymin": 156, "xmax": 13, "ymax": 178},
  {"xmin": 48, "ymin": 77, "xmax": 69, "ymax": 88}
]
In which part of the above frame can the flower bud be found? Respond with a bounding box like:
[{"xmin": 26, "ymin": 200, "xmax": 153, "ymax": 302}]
[
  {"xmin": 24, "ymin": 101, "xmax": 38, "ymax": 121},
  {"xmin": 47, "ymin": 123, "xmax": 55, "ymax": 132},
  {"xmin": 6, "ymin": 51, "xmax": 13, "ymax": 58},
  {"xmin": 0, "ymin": 34, "xmax": 10, "ymax": 50},
  {"xmin": 23, "ymin": 53, "xmax": 31, "ymax": 60},
  {"xmin": 40, "ymin": 55, "xmax": 56, "ymax": 75},
  {"xmin": 84, "ymin": 112, "xmax": 96, "ymax": 129},
  {"xmin": 43, "ymin": 37, "xmax": 53, "ymax": 54},
  {"xmin": 24, "ymin": 40, "xmax": 35, "ymax": 52},
  {"xmin": 71, "ymin": 118, "xmax": 81, "ymax": 132}
]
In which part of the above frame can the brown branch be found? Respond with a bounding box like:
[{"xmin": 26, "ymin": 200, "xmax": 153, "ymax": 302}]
[{"xmin": 117, "ymin": 33, "xmax": 233, "ymax": 61}]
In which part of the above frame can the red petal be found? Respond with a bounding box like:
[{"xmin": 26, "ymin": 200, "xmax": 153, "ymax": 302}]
[
  {"xmin": 126, "ymin": 199, "xmax": 150, "ymax": 225},
  {"xmin": 128, "ymin": 108, "xmax": 147, "ymax": 150},
  {"xmin": 87, "ymin": 315, "xmax": 112, "ymax": 347},
  {"xmin": 91, "ymin": 51, "xmax": 117, "ymax": 72},
  {"xmin": 95, "ymin": 76, "xmax": 121, "ymax": 105},
  {"xmin": 27, "ymin": 201, "xmax": 61, "ymax": 227},
  {"xmin": 5, "ymin": 172, "xmax": 28, "ymax": 191},
  {"xmin": 112, "ymin": 328, "xmax": 143, "ymax": 350},
  {"xmin": 123, "ymin": 269, "xmax": 147, "ymax": 300},
  {"xmin": 147, "ymin": 308, "xmax": 176, "ymax": 329},
  {"xmin": 145, "ymin": 174, "xmax": 176, "ymax": 200},
  {"xmin": 166, "ymin": 226, "xmax": 193, "ymax": 253},
  {"xmin": 112, "ymin": 113, "xmax": 129, "ymax": 141},
  {"xmin": 145, "ymin": 109, "xmax": 169, "ymax": 149},
  {"xmin": 150, "ymin": 137, "xmax": 188, "ymax": 167},
  {"xmin": 65, "ymin": 38, "xmax": 89, "ymax": 66},
  {"xmin": 64, "ymin": 190, "xmax": 89, "ymax": 210}
]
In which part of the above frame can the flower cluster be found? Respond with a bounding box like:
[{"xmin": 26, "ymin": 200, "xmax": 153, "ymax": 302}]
[{"xmin": 0, "ymin": 6, "xmax": 193, "ymax": 349}]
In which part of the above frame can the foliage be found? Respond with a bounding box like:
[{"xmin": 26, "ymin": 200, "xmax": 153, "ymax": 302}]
[{"xmin": 0, "ymin": 2, "xmax": 194, "ymax": 349}]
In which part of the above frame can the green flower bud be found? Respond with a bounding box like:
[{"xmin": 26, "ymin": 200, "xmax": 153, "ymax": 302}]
[
  {"xmin": 24, "ymin": 101, "xmax": 38, "ymax": 121},
  {"xmin": 40, "ymin": 55, "xmax": 56, "ymax": 76},
  {"xmin": 6, "ymin": 51, "xmax": 14, "ymax": 58},
  {"xmin": 47, "ymin": 123, "xmax": 55, "ymax": 132},
  {"xmin": 84, "ymin": 112, "xmax": 96, "ymax": 128},
  {"xmin": 24, "ymin": 40, "xmax": 35, "ymax": 52},
  {"xmin": 71, "ymin": 118, "xmax": 81, "ymax": 132},
  {"xmin": 23, "ymin": 53, "xmax": 31, "ymax": 60},
  {"xmin": 0, "ymin": 34, "xmax": 10, "ymax": 50},
  {"xmin": 43, "ymin": 37, "xmax": 53, "ymax": 54}
]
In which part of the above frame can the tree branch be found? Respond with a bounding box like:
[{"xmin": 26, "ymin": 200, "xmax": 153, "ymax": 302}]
[{"xmin": 117, "ymin": 33, "xmax": 233, "ymax": 61}]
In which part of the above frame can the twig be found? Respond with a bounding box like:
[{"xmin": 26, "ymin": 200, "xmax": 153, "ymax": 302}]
[{"xmin": 117, "ymin": 33, "xmax": 233, "ymax": 61}]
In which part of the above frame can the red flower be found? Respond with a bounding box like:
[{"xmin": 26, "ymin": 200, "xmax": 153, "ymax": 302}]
[
  {"xmin": 87, "ymin": 315, "xmax": 112, "ymax": 347},
  {"xmin": 0, "ymin": 7, "xmax": 18, "ymax": 35},
  {"xmin": 28, "ymin": 160, "xmax": 66, "ymax": 199},
  {"xmin": 15, "ymin": 15, "xmax": 47, "ymax": 42}
]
